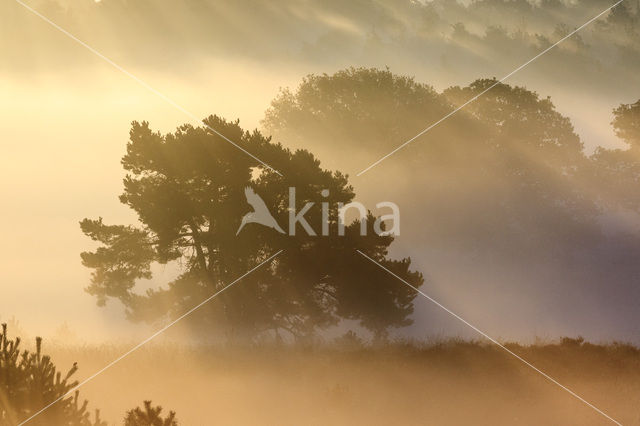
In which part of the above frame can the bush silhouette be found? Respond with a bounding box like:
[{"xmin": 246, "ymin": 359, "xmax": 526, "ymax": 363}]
[
  {"xmin": 0, "ymin": 324, "xmax": 105, "ymax": 426},
  {"xmin": 124, "ymin": 401, "xmax": 177, "ymax": 426}
]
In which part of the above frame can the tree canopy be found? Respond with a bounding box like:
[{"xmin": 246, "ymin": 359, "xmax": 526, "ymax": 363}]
[
  {"xmin": 612, "ymin": 99, "xmax": 640, "ymax": 148},
  {"xmin": 0, "ymin": 324, "xmax": 105, "ymax": 426},
  {"xmin": 263, "ymin": 68, "xmax": 602, "ymax": 255},
  {"xmin": 80, "ymin": 115, "xmax": 422, "ymax": 341},
  {"xmin": 589, "ymin": 98, "xmax": 640, "ymax": 210},
  {"xmin": 124, "ymin": 401, "xmax": 177, "ymax": 426}
]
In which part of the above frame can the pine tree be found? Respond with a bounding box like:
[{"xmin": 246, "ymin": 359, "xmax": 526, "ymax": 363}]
[
  {"xmin": 0, "ymin": 324, "xmax": 105, "ymax": 426},
  {"xmin": 124, "ymin": 401, "xmax": 177, "ymax": 426}
]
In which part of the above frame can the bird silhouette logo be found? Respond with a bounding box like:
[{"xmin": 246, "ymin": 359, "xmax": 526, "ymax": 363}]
[{"xmin": 236, "ymin": 186, "xmax": 285, "ymax": 235}]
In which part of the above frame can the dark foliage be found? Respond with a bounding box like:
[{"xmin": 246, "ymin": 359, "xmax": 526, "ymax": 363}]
[
  {"xmin": 0, "ymin": 324, "xmax": 105, "ymax": 426},
  {"xmin": 80, "ymin": 116, "xmax": 422, "ymax": 341},
  {"xmin": 124, "ymin": 401, "xmax": 177, "ymax": 426}
]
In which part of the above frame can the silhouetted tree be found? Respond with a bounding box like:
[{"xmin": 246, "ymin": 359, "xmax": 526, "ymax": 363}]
[
  {"xmin": 590, "ymin": 98, "xmax": 640, "ymax": 209},
  {"xmin": 262, "ymin": 67, "xmax": 471, "ymax": 170},
  {"xmin": 80, "ymin": 115, "xmax": 423, "ymax": 341},
  {"xmin": 612, "ymin": 98, "xmax": 640, "ymax": 148},
  {"xmin": 264, "ymin": 68, "xmax": 600, "ymax": 255},
  {"xmin": 124, "ymin": 401, "xmax": 177, "ymax": 426},
  {"xmin": 443, "ymin": 78, "xmax": 599, "ymax": 251},
  {"xmin": 0, "ymin": 324, "xmax": 105, "ymax": 426}
]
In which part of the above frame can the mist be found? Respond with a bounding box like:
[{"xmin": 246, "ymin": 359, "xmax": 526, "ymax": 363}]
[{"xmin": 2, "ymin": 1, "xmax": 640, "ymax": 424}]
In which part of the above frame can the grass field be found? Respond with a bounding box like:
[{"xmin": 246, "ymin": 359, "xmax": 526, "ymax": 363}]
[{"xmin": 39, "ymin": 338, "xmax": 639, "ymax": 425}]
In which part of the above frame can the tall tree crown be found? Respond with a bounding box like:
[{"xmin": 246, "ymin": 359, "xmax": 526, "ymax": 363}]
[{"xmin": 81, "ymin": 115, "xmax": 422, "ymax": 340}]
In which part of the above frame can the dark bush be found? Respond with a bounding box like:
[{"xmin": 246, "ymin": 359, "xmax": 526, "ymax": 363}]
[
  {"xmin": 124, "ymin": 401, "xmax": 177, "ymax": 426},
  {"xmin": 0, "ymin": 324, "xmax": 105, "ymax": 426}
]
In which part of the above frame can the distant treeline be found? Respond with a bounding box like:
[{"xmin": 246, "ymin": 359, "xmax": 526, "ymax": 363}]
[{"xmin": 3, "ymin": 0, "xmax": 639, "ymax": 92}]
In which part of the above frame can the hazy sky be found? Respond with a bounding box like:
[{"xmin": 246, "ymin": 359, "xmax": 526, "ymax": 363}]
[{"xmin": 2, "ymin": 0, "xmax": 639, "ymax": 343}]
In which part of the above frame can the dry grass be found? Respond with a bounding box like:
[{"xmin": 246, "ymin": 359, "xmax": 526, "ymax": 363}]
[{"xmin": 36, "ymin": 337, "xmax": 640, "ymax": 425}]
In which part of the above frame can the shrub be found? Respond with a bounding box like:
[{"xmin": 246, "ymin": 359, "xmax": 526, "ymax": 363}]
[
  {"xmin": 124, "ymin": 401, "xmax": 177, "ymax": 426},
  {"xmin": 0, "ymin": 324, "xmax": 105, "ymax": 426}
]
